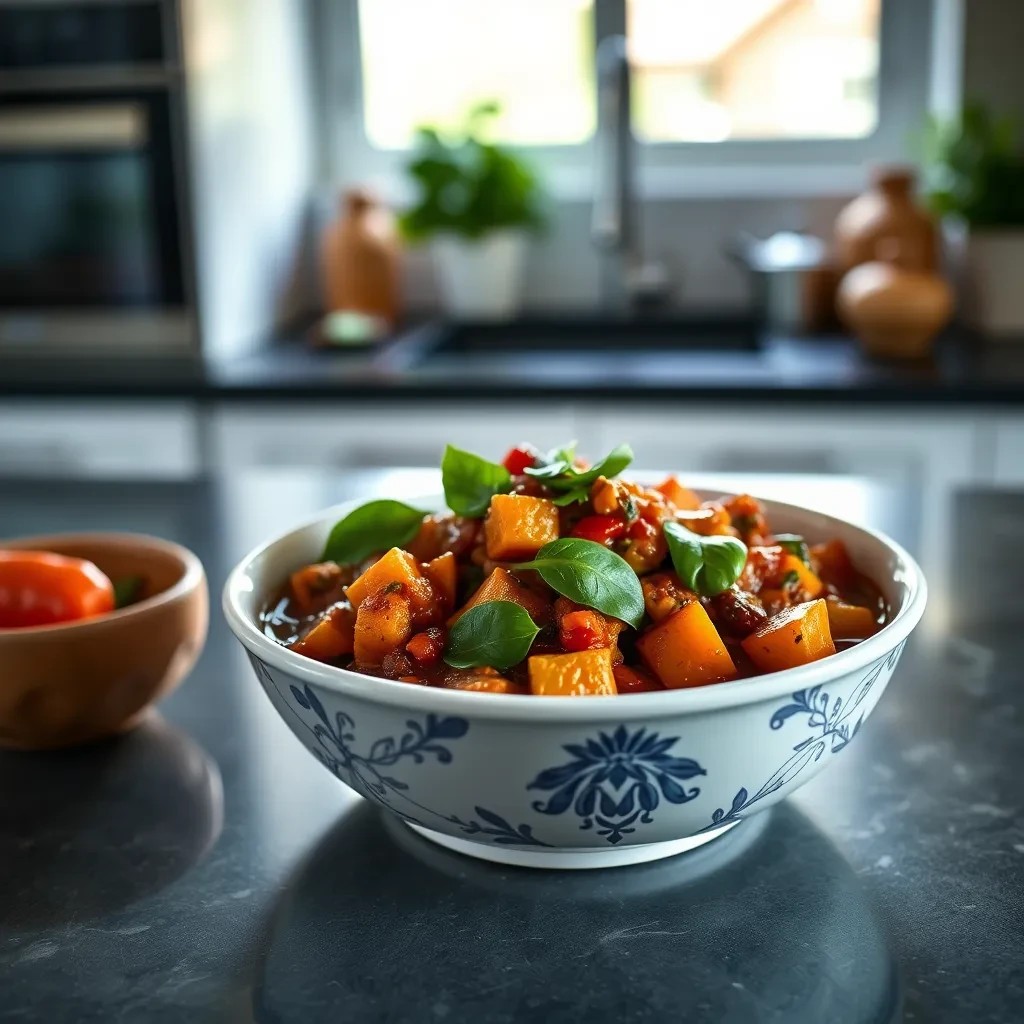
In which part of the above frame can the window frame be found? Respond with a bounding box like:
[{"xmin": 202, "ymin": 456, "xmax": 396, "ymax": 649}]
[{"xmin": 319, "ymin": 0, "xmax": 939, "ymax": 200}]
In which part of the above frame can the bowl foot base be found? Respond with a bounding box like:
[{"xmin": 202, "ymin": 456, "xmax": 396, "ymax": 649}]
[{"xmin": 404, "ymin": 820, "xmax": 740, "ymax": 870}]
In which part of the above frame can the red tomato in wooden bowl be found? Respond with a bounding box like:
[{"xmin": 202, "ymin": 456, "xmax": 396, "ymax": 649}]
[{"xmin": 0, "ymin": 551, "xmax": 115, "ymax": 629}]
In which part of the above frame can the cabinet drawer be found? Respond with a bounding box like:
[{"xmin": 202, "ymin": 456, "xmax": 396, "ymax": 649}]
[
  {"xmin": 0, "ymin": 401, "xmax": 200, "ymax": 479},
  {"xmin": 210, "ymin": 403, "xmax": 578, "ymax": 471}
]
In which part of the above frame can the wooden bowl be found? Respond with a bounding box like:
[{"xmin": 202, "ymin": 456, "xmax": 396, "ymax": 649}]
[{"xmin": 0, "ymin": 533, "xmax": 208, "ymax": 750}]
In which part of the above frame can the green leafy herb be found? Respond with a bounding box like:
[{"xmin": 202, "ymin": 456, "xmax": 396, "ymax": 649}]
[
  {"xmin": 444, "ymin": 600, "xmax": 541, "ymax": 669},
  {"xmin": 525, "ymin": 443, "xmax": 634, "ymax": 507},
  {"xmin": 663, "ymin": 521, "xmax": 747, "ymax": 597},
  {"xmin": 112, "ymin": 576, "xmax": 144, "ymax": 609},
  {"xmin": 441, "ymin": 444, "xmax": 512, "ymax": 517},
  {"xmin": 782, "ymin": 569, "xmax": 800, "ymax": 589},
  {"xmin": 515, "ymin": 538, "xmax": 644, "ymax": 628},
  {"xmin": 322, "ymin": 500, "xmax": 425, "ymax": 564},
  {"xmin": 620, "ymin": 495, "xmax": 639, "ymax": 523},
  {"xmin": 774, "ymin": 533, "xmax": 811, "ymax": 566}
]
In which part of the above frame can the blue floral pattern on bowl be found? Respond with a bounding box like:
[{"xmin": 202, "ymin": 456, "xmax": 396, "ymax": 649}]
[{"xmin": 527, "ymin": 725, "xmax": 706, "ymax": 845}]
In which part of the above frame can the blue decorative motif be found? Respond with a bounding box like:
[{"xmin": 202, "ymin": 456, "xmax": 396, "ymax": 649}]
[
  {"xmin": 447, "ymin": 807, "xmax": 551, "ymax": 847},
  {"xmin": 528, "ymin": 724, "xmax": 706, "ymax": 844},
  {"xmin": 705, "ymin": 642, "xmax": 905, "ymax": 830},
  {"xmin": 249, "ymin": 656, "xmax": 547, "ymax": 846}
]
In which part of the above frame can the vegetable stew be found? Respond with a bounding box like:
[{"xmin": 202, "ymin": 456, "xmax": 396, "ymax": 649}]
[{"xmin": 260, "ymin": 443, "xmax": 887, "ymax": 696}]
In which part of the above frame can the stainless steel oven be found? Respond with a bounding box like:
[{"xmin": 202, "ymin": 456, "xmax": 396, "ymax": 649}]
[{"xmin": 0, "ymin": 1, "xmax": 196, "ymax": 353}]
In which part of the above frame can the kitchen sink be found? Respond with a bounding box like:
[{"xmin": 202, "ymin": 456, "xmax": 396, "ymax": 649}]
[{"xmin": 381, "ymin": 315, "xmax": 762, "ymax": 380}]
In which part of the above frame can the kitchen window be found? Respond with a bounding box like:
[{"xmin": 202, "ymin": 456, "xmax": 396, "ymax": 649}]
[{"xmin": 324, "ymin": 0, "xmax": 938, "ymax": 196}]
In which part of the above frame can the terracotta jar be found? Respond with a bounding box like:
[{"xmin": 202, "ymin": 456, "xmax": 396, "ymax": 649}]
[
  {"xmin": 837, "ymin": 261, "xmax": 953, "ymax": 359},
  {"xmin": 320, "ymin": 189, "xmax": 400, "ymax": 327},
  {"xmin": 834, "ymin": 167, "xmax": 939, "ymax": 274}
]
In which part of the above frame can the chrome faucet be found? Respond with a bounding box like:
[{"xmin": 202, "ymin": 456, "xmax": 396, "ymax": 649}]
[{"xmin": 592, "ymin": 35, "xmax": 669, "ymax": 313}]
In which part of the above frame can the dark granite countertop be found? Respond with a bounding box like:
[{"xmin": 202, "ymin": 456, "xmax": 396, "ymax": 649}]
[
  {"xmin": 3, "ymin": 318, "xmax": 1024, "ymax": 405},
  {"xmin": 1, "ymin": 470, "xmax": 1022, "ymax": 1022}
]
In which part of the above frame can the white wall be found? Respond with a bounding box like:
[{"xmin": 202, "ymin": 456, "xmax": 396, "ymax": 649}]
[{"xmin": 182, "ymin": 0, "xmax": 317, "ymax": 358}]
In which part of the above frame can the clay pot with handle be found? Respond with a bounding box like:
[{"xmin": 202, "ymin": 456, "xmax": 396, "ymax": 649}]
[{"xmin": 834, "ymin": 166, "xmax": 939, "ymax": 275}]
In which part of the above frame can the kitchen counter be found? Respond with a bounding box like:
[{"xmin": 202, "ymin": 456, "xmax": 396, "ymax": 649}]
[
  {"xmin": 3, "ymin": 321, "xmax": 1024, "ymax": 405},
  {"xmin": 1, "ymin": 470, "xmax": 1022, "ymax": 1022}
]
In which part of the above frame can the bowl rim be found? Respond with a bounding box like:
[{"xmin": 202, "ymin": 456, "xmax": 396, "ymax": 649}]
[
  {"xmin": 0, "ymin": 531, "xmax": 206, "ymax": 638},
  {"xmin": 223, "ymin": 492, "xmax": 927, "ymax": 721}
]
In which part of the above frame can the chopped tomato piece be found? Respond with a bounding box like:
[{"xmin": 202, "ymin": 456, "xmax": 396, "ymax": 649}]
[
  {"xmin": 502, "ymin": 445, "xmax": 539, "ymax": 475},
  {"xmin": 0, "ymin": 551, "xmax": 114, "ymax": 629},
  {"xmin": 570, "ymin": 514, "xmax": 627, "ymax": 546}
]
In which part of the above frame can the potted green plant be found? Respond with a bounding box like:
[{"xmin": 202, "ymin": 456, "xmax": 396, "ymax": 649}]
[
  {"xmin": 399, "ymin": 102, "xmax": 546, "ymax": 319},
  {"xmin": 924, "ymin": 102, "xmax": 1024, "ymax": 337}
]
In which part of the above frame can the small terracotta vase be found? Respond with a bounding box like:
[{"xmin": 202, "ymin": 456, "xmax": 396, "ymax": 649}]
[
  {"xmin": 834, "ymin": 167, "xmax": 939, "ymax": 274},
  {"xmin": 321, "ymin": 189, "xmax": 400, "ymax": 326},
  {"xmin": 837, "ymin": 261, "xmax": 953, "ymax": 359}
]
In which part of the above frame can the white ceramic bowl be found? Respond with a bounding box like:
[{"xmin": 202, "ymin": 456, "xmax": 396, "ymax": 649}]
[{"xmin": 224, "ymin": 492, "xmax": 926, "ymax": 869}]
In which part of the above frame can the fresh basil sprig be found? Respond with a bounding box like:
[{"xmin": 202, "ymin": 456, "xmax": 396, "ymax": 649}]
[
  {"xmin": 774, "ymin": 533, "xmax": 811, "ymax": 566},
  {"xmin": 444, "ymin": 600, "xmax": 541, "ymax": 670},
  {"xmin": 525, "ymin": 443, "xmax": 634, "ymax": 506},
  {"xmin": 113, "ymin": 575, "xmax": 144, "ymax": 609},
  {"xmin": 322, "ymin": 500, "xmax": 425, "ymax": 563},
  {"xmin": 663, "ymin": 521, "xmax": 747, "ymax": 597},
  {"xmin": 515, "ymin": 537, "xmax": 644, "ymax": 628},
  {"xmin": 442, "ymin": 444, "xmax": 512, "ymax": 518}
]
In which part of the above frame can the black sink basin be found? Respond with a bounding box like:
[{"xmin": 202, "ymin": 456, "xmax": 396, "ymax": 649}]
[{"xmin": 380, "ymin": 314, "xmax": 762, "ymax": 380}]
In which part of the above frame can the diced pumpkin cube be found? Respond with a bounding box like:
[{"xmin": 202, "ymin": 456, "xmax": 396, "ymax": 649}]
[
  {"xmin": 450, "ymin": 567, "xmax": 551, "ymax": 626},
  {"xmin": 655, "ymin": 476, "xmax": 702, "ymax": 511},
  {"xmin": 447, "ymin": 675, "xmax": 520, "ymax": 694},
  {"xmin": 741, "ymin": 599, "xmax": 836, "ymax": 673},
  {"xmin": 825, "ymin": 596, "xmax": 877, "ymax": 639},
  {"xmin": 810, "ymin": 539, "xmax": 854, "ymax": 587},
  {"xmin": 424, "ymin": 551, "xmax": 457, "ymax": 608},
  {"xmin": 484, "ymin": 493, "xmax": 560, "ymax": 561},
  {"xmin": 613, "ymin": 664, "xmax": 663, "ymax": 693},
  {"xmin": 781, "ymin": 553, "xmax": 824, "ymax": 599},
  {"xmin": 636, "ymin": 601, "xmax": 737, "ymax": 689},
  {"xmin": 528, "ymin": 649, "xmax": 618, "ymax": 696},
  {"xmin": 346, "ymin": 548, "xmax": 425, "ymax": 610},
  {"xmin": 353, "ymin": 587, "xmax": 413, "ymax": 665},
  {"xmin": 289, "ymin": 562, "xmax": 346, "ymax": 616},
  {"xmin": 292, "ymin": 603, "xmax": 355, "ymax": 662}
]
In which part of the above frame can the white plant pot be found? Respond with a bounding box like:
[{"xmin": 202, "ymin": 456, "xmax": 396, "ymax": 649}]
[
  {"xmin": 963, "ymin": 230, "xmax": 1024, "ymax": 338},
  {"xmin": 433, "ymin": 230, "xmax": 527, "ymax": 319}
]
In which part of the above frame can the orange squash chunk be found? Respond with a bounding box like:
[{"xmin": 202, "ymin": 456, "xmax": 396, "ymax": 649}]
[
  {"xmin": 741, "ymin": 599, "xmax": 836, "ymax": 673},
  {"xmin": 655, "ymin": 476, "xmax": 702, "ymax": 511},
  {"xmin": 825, "ymin": 596, "xmax": 877, "ymax": 640},
  {"xmin": 292, "ymin": 604, "xmax": 355, "ymax": 662},
  {"xmin": 528, "ymin": 649, "xmax": 618, "ymax": 696},
  {"xmin": 636, "ymin": 601, "xmax": 737, "ymax": 689},
  {"xmin": 484, "ymin": 493, "xmax": 559, "ymax": 561},
  {"xmin": 424, "ymin": 551, "xmax": 457, "ymax": 608},
  {"xmin": 346, "ymin": 548, "xmax": 425, "ymax": 610},
  {"xmin": 450, "ymin": 567, "xmax": 551, "ymax": 626},
  {"xmin": 781, "ymin": 553, "xmax": 824, "ymax": 599},
  {"xmin": 447, "ymin": 675, "xmax": 519, "ymax": 694},
  {"xmin": 353, "ymin": 588, "xmax": 413, "ymax": 665}
]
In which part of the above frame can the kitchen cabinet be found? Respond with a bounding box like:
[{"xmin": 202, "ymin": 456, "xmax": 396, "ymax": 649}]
[
  {"xmin": 991, "ymin": 415, "xmax": 1024, "ymax": 485},
  {"xmin": 0, "ymin": 401, "xmax": 200, "ymax": 480},
  {"xmin": 208, "ymin": 403, "xmax": 579, "ymax": 472}
]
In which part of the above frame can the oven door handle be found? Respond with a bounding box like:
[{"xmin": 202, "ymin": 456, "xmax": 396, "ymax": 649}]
[{"xmin": 0, "ymin": 103, "xmax": 146, "ymax": 151}]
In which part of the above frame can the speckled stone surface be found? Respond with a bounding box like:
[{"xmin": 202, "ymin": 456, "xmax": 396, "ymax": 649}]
[{"xmin": 1, "ymin": 472, "xmax": 1021, "ymax": 1023}]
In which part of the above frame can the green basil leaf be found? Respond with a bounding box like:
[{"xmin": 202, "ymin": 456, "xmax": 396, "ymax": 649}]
[
  {"xmin": 516, "ymin": 538, "xmax": 644, "ymax": 628},
  {"xmin": 782, "ymin": 569, "xmax": 800, "ymax": 588},
  {"xmin": 322, "ymin": 500, "xmax": 425, "ymax": 564},
  {"xmin": 442, "ymin": 444, "xmax": 512, "ymax": 517},
  {"xmin": 526, "ymin": 443, "xmax": 634, "ymax": 492},
  {"xmin": 774, "ymin": 533, "xmax": 811, "ymax": 566},
  {"xmin": 112, "ymin": 575, "xmax": 144, "ymax": 609},
  {"xmin": 551, "ymin": 487, "xmax": 590, "ymax": 507},
  {"xmin": 663, "ymin": 521, "xmax": 747, "ymax": 597},
  {"xmin": 444, "ymin": 600, "xmax": 541, "ymax": 670}
]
